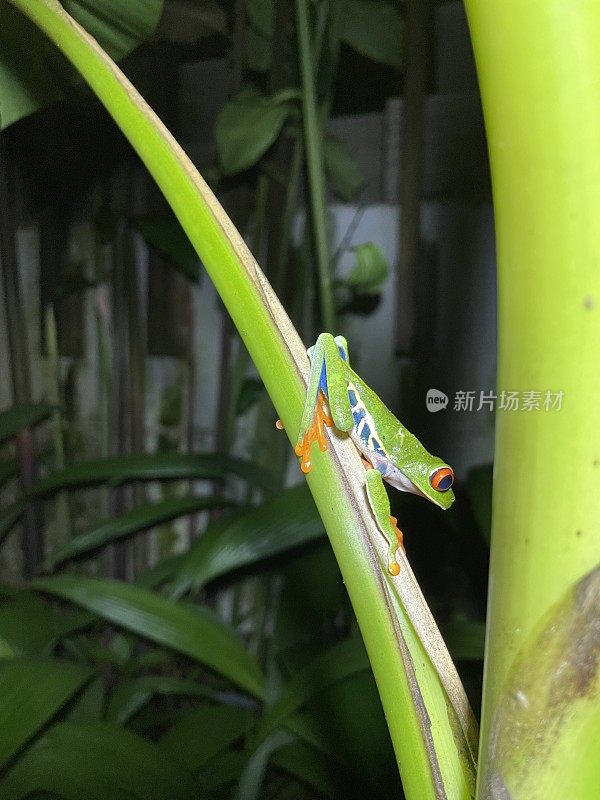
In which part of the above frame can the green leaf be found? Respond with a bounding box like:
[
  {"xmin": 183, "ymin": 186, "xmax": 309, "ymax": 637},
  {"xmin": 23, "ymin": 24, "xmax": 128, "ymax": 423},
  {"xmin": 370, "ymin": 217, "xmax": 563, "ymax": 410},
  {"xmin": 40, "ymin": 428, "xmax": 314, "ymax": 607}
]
[
  {"xmin": 171, "ymin": 484, "xmax": 325, "ymax": 596},
  {"xmin": 134, "ymin": 213, "xmax": 200, "ymax": 283},
  {"xmin": 160, "ymin": 704, "xmax": 252, "ymax": 771},
  {"xmin": 216, "ymin": 86, "xmax": 293, "ymax": 175},
  {"xmin": 0, "ymin": 0, "xmax": 163, "ymax": 130},
  {"xmin": 43, "ymin": 495, "xmax": 235, "ymax": 571},
  {"xmin": 0, "ymin": 403, "xmax": 53, "ymax": 443},
  {"xmin": 27, "ymin": 453, "xmax": 277, "ymax": 496},
  {"xmin": 245, "ymin": 0, "xmax": 273, "ymax": 72},
  {"xmin": 136, "ymin": 553, "xmax": 187, "ymax": 589},
  {"xmin": 345, "ymin": 243, "xmax": 390, "ymax": 294},
  {"xmin": 324, "ymin": 137, "xmax": 364, "ymax": 202},
  {"xmin": 0, "ymin": 721, "xmax": 197, "ymax": 800},
  {"xmin": 233, "ymin": 730, "xmax": 294, "ymax": 800},
  {"xmin": 246, "ymin": 0, "xmax": 273, "ymax": 37},
  {"xmin": 340, "ymin": 0, "xmax": 403, "ymax": 70},
  {"xmin": 66, "ymin": 677, "xmax": 105, "ymax": 723},
  {"xmin": 33, "ymin": 576, "xmax": 265, "ymax": 698},
  {"xmin": 0, "ymin": 658, "xmax": 92, "ymax": 769},
  {"xmin": 106, "ymin": 676, "xmax": 219, "ymax": 725},
  {"xmin": 0, "ymin": 591, "xmax": 94, "ymax": 656}
]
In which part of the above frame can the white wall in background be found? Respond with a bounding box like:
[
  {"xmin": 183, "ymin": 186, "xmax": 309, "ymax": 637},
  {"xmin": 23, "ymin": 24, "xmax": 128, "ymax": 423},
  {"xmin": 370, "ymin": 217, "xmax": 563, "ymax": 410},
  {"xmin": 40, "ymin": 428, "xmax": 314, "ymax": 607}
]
[{"xmin": 331, "ymin": 201, "xmax": 496, "ymax": 479}]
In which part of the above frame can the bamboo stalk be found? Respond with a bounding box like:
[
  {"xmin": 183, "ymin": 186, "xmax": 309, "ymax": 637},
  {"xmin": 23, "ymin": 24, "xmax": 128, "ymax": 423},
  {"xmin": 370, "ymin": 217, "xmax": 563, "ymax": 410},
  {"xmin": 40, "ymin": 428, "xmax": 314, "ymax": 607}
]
[{"xmin": 464, "ymin": 2, "xmax": 600, "ymax": 796}]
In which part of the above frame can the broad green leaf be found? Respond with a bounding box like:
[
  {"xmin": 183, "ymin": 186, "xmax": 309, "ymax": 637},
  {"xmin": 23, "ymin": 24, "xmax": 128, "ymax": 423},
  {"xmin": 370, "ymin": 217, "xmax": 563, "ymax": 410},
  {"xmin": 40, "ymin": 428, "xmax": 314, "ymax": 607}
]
[
  {"xmin": 171, "ymin": 483, "xmax": 325, "ymax": 596},
  {"xmin": 0, "ymin": 591, "xmax": 94, "ymax": 656},
  {"xmin": 27, "ymin": 452, "xmax": 277, "ymax": 496},
  {"xmin": 0, "ymin": 721, "xmax": 197, "ymax": 800},
  {"xmin": 324, "ymin": 137, "xmax": 364, "ymax": 202},
  {"xmin": 43, "ymin": 495, "xmax": 235, "ymax": 570},
  {"xmin": 216, "ymin": 86, "xmax": 293, "ymax": 175},
  {"xmin": 134, "ymin": 213, "xmax": 200, "ymax": 283},
  {"xmin": 0, "ymin": 0, "xmax": 162, "ymax": 130},
  {"xmin": 160, "ymin": 704, "xmax": 252, "ymax": 771},
  {"xmin": 345, "ymin": 242, "xmax": 390, "ymax": 295},
  {"xmin": 0, "ymin": 403, "xmax": 53, "ymax": 443},
  {"xmin": 340, "ymin": 0, "xmax": 403, "ymax": 70},
  {"xmin": 106, "ymin": 676, "xmax": 219, "ymax": 725},
  {"xmin": 66, "ymin": 677, "xmax": 105, "ymax": 723},
  {"xmin": 0, "ymin": 658, "xmax": 91, "ymax": 769},
  {"xmin": 33, "ymin": 576, "xmax": 265, "ymax": 698},
  {"xmin": 136, "ymin": 553, "xmax": 186, "ymax": 589}
]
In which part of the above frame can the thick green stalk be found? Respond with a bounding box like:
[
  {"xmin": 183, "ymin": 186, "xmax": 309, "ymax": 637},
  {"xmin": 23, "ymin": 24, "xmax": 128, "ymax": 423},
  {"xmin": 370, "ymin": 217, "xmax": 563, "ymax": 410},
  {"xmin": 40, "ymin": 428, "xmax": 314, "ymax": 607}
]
[
  {"xmin": 294, "ymin": 0, "xmax": 335, "ymax": 331},
  {"xmin": 9, "ymin": 3, "xmax": 477, "ymax": 796},
  {"xmin": 464, "ymin": 2, "xmax": 600, "ymax": 797}
]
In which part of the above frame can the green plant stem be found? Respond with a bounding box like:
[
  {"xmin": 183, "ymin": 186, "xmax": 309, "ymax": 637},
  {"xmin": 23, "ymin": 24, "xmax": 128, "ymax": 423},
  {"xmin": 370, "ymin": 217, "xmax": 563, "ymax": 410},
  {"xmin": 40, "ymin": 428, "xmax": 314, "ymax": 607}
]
[
  {"xmin": 464, "ymin": 2, "xmax": 600, "ymax": 797},
  {"xmin": 294, "ymin": 0, "xmax": 335, "ymax": 331},
  {"xmin": 396, "ymin": 0, "xmax": 434, "ymax": 356}
]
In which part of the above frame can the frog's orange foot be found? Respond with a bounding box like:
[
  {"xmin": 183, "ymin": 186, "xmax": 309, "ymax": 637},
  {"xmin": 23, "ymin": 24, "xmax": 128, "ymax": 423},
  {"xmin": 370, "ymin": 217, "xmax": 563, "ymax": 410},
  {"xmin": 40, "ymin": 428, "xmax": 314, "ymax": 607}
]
[
  {"xmin": 389, "ymin": 516, "xmax": 404, "ymax": 551},
  {"xmin": 387, "ymin": 516, "xmax": 404, "ymax": 576},
  {"xmin": 294, "ymin": 392, "xmax": 333, "ymax": 473}
]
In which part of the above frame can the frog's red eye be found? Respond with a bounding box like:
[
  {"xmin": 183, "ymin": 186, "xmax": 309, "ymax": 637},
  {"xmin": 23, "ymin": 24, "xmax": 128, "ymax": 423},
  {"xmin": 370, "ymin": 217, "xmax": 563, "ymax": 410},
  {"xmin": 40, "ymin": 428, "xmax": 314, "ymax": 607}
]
[{"xmin": 430, "ymin": 467, "xmax": 454, "ymax": 492}]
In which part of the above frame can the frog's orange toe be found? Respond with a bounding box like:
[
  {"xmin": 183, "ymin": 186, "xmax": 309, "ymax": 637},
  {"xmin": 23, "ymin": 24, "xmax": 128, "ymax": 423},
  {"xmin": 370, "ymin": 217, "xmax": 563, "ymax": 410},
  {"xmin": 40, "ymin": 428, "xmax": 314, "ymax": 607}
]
[
  {"xmin": 390, "ymin": 516, "xmax": 404, "ymax": 550},
  {"xmin": 388, "ymin": 561, "xmax": 401, "ymax": 577},
  {"xmin": 295, "ymin": 392, "xmax": 333, "ymax": 473}
]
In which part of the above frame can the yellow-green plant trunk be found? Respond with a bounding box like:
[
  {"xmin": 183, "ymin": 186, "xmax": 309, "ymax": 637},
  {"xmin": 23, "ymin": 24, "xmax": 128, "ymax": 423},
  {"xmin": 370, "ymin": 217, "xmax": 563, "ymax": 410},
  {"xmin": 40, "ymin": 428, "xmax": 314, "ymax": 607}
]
[{"xmin": 464, "ymin": 2, "xmax": 600, "ymax": 798}]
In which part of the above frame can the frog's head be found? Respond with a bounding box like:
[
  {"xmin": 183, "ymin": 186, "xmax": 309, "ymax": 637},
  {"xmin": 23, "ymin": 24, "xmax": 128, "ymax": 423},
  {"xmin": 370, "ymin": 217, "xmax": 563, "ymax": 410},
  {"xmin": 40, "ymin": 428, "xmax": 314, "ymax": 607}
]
[{"xmin": 379, "ymin": 452, "xmax": 455, "ymax": 510}]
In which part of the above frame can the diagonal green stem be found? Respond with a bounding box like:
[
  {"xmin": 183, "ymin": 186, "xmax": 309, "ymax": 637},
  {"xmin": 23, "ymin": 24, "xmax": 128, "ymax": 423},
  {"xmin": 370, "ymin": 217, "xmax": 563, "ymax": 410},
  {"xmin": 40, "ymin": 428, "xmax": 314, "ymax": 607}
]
[{"xmin": 294, "ymin": 0, "xmax": 335, "ymax": 331}]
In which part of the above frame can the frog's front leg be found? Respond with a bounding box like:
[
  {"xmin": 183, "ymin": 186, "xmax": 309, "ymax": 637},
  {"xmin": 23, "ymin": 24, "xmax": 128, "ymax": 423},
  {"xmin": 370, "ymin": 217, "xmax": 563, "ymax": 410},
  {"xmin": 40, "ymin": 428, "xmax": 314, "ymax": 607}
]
[
  {"xmin": 365, "ymin": 468, "xmax": 404, "ymax": 576},
  {"xmin": 295, "ymin": 333, "xmax": 354, "ymax": 472}
]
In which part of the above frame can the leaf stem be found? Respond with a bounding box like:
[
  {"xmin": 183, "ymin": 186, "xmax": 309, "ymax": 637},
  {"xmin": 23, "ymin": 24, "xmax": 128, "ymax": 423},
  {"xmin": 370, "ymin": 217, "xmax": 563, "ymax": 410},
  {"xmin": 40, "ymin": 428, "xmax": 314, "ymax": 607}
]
[{"xmin": 294, "ymin": 0, "xmax": 335, "ymax": 331}]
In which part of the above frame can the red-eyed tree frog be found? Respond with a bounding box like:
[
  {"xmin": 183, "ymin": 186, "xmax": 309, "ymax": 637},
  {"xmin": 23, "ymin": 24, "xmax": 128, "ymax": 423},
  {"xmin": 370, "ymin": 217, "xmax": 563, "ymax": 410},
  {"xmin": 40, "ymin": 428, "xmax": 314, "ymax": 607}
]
[{"xmin": 294, "ymin": 333, "xmax": 455, "ymax": 576}]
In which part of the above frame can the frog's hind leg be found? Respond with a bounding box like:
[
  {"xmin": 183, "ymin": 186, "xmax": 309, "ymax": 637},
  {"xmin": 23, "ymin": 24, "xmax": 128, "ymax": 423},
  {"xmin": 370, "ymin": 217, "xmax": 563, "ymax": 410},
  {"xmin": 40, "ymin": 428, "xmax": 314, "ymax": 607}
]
[{"xmin": 365, "ymin": 468, "xmax": 404, "ymax": 576}]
